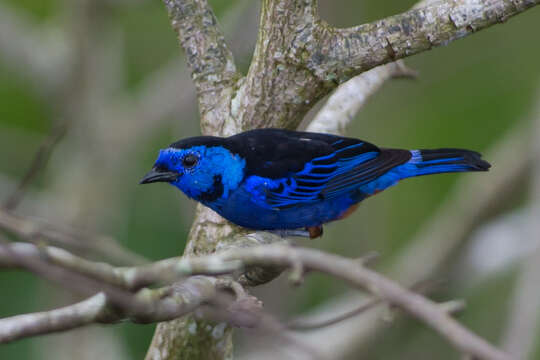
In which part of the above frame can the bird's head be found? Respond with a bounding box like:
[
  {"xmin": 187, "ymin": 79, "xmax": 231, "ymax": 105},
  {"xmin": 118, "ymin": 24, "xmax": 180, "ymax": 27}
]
[{"xmin": 140, "ymin": 137, "xmax": 246, "ymax": 203}]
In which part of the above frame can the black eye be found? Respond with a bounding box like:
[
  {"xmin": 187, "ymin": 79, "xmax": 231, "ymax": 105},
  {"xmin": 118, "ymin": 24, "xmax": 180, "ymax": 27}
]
[{"xmin": 182, "ymin": 154, "xmax": 198, "ymax": 168}]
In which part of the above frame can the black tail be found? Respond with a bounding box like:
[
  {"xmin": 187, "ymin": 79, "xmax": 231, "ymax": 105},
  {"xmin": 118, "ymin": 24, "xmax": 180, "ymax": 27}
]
[{"xmin": 407, "ymin": 148, "xmax": 491, "ymax": 176}]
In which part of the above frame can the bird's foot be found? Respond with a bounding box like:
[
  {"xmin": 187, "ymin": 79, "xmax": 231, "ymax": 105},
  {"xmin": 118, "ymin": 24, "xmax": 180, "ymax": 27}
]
[
  {"xmin": 267, "ymin": 229, "xmax": 311, "ymax": 238},
  {"xmin": 306, "ymin": 226, "xmax": 323, "ymax": 239},
  {"xmin": 267, "ymin": 226, "xmax": 323, "ymax": 239}
]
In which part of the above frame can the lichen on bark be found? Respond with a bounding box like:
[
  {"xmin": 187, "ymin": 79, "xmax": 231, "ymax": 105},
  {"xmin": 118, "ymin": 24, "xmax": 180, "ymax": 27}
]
[{"xmin": 147, "ymin": 315, "xmax": 233, "ymax": 360}]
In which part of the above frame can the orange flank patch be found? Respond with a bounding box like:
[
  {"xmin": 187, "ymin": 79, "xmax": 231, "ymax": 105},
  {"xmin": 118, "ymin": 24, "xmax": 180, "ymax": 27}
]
[
  {"xmin": 369, "ymin": 189, "xmax": 383, "ymax": 197},
  {"xmin": 337, "ymin": 203, "xmax": 359, "ymax": 220}
]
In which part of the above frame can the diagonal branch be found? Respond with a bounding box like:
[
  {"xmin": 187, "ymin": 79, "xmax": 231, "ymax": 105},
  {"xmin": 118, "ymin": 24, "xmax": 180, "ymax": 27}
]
[
  {"xmin": 162, "ymin": 0, "xmax": 241, "ymax": 134},
  {"xmin": 306, "ymin": 60, "xmax": 416, "ymax": 134},
  {"xmin": 286, "ymin": 279, "xmax": 438, "ymax": 331},
  {"xmin": 306, "ymin": 0, "xmax": 440, "ymax": 136},
  {"xmin": 0, "ymin": 242, "xmax": 240, "ymax": 290},
  {"xmin": 0, "ymin": 208, "xmax": 146, "ymax": 266},
  {"xmin": 307, "ymin": 0, "xmax": 539, "ymax": 82},
  {"xmin": 218, "ymin": 244, "xmax": 511, "ymax": 360},
  {"xmin": 3, "ymin": 122, "xmax": 68, "ymax": 210},
  {"xmin": 0, "ymin": 293, "xmax": 109, "ymax": 344}
]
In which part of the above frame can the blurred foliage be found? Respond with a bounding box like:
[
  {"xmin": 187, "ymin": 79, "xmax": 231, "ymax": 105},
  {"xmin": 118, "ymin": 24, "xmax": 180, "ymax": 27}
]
[
  {"xmin": 0, "ymin": 0, "xmax": 539, "ymax": 359},
  {"xmin": 3, "ymin": 0, "xmax": 59, "ymax": 20}
]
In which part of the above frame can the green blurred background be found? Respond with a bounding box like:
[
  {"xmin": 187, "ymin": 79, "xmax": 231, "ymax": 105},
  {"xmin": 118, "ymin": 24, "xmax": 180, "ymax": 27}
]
[{"xmin": 1, "ymin": 0, "xmax": 539, "ymax": 359}]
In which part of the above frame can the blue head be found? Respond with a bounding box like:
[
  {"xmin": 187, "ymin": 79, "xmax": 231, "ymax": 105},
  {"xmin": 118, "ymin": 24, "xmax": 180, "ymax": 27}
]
[{"xmin": 140, "ymin": 137, "xmax": 246, "ymax": 204}]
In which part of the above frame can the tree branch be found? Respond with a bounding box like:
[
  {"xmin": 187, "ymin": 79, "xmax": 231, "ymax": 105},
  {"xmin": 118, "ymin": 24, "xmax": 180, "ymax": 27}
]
[
  {"xmin": 230, "ymin": 0, "xmax": 322, "ymax": 131},
  {"xmin": 0, "ymin": 272, "xmax": 220, "ymax": 344},
  {"xmin": 3, "ymin": 122, "xmax": 68, "ymax": 210},
  {"xmin": 220, "ymin": 245, "xmax": 510, "ymax": 360},
  {"xmin": 306, "ymin": 60, "xmax": 416, "ymax": 134},
  {"xmin": 0, "ymin": 208, "xmax": 145, "ymax": 266},
  {"xmin": 286, "ymin": 279, "xmax": 437, "ymax": 331},
  {"xmin": 162, "ymin": 0, "xmax": 240, "ymax": 134},
  {"xmin": 306, "ymin": 0, "xmax": 438, "ymax": 135},
  {"xmin": 0, "ymin": 242, "xmax": 239, "ymax": 290},
  {"xmin": 308, "ymin": 0, "xmax": 539, "ymax": 82},
  {"xmin": 0, "ymin": 239, "xmax": 227, "ymax": 342},
  {"xmin": 0, "ymin": 293, "xmax": 109, "ymax": 344},
  {"xmin": 0, "ymin": 240, "xmax": 511, "ymax": 360}
]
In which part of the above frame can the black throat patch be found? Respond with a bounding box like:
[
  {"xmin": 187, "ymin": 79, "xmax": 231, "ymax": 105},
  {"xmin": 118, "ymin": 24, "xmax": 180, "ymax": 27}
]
[{"xmin": 198, "ymin": 175, "xmax": 224, "ymax": 202}]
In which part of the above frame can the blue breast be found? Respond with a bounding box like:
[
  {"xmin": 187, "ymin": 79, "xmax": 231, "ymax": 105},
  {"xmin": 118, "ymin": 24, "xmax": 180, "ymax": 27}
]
[
  {"xmin": 203, "ymin": 166, "xmax": 409, "ymax": 230},
  {"xmin": 204, "ymin": 179, "xmax": 362, "ymax": 230}
]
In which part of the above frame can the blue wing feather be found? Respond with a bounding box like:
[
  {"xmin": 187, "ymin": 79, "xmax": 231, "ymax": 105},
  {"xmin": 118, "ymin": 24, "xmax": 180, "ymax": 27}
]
[
  {"xmin": 263, "ymin": 140, "xmax": 402, "ymax": 209},
  {"xmin": 242, "ymin": 132, "xmax": 487, "ymax": 213},
  {"xmin": 320, "ymin": 149, "xmax": 411, "ymax": 199}
]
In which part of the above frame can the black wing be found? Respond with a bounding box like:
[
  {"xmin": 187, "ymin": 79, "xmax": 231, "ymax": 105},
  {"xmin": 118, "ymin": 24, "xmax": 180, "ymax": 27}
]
[{"xmin": 227, "ymin": 129, "xmax": 411, "ymax": 209}]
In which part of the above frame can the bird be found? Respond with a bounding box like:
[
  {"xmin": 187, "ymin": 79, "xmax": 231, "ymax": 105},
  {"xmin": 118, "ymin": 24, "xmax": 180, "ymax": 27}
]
[{"xmin": 140, "ymin": 128, "xmax": 490, "ymax": 238}]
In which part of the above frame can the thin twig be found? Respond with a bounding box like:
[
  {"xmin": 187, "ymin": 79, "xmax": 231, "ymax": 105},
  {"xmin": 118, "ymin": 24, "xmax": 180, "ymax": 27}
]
[
  {"xmin": 288, "ymin": 296, "xmax": 382, "ymax": 331},
  {"xmin": 0, "ymin": 242, "xmax": 240, "ymax": 290},
  {"xmin": 0, "ymin": 208, "xmax": 145, "ymax": 265},
  {"xmin": 287, "ymin": 279, "xmax": 440, "ymax": 331},
  {"xmin": 4, "ymin": 122, "xmax": 68, "ymax": 210}
]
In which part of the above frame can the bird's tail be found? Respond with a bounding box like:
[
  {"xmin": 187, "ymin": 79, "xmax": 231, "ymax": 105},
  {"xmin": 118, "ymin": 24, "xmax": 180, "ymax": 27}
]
[{"xmin": 405, "ymin": 148, "xmax": 491, "ymax": 177}]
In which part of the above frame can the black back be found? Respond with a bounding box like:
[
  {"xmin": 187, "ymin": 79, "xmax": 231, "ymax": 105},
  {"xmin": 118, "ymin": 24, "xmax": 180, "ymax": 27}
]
[{"xmin": 171, "ymin": 129, "xmax": 381, "ymax": 179}]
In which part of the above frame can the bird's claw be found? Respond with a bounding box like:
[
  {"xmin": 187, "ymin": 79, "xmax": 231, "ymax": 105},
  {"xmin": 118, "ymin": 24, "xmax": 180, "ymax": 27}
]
[
  {"xmin": 267, "ymin": 229, "xmax": 311, "ymax": 239},
  {"xmin": 267, "ymin": 226, "xmax": 323, "ymax": 239}
]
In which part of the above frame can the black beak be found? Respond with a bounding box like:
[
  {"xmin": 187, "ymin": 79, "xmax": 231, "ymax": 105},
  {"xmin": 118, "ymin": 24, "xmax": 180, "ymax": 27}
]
[{"xmin": 139, "ymin": 167, "xmax": 179, "ymax": 184}]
